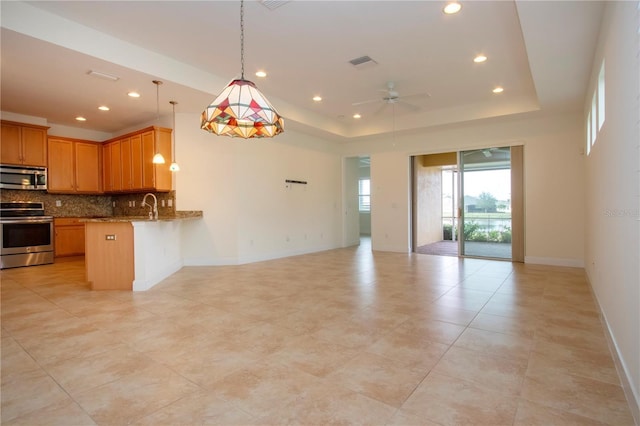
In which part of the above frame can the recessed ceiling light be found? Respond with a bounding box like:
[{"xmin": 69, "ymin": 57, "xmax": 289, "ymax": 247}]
[
  {"xmin": 492, "ymin": 86, "xmax": 504, "ymax": 93},
  {"xmin": 443, "ymin": 2, "xmax": 462, "ymax": 14},
  {"xmin": 98, "ymin": 106, "xmax": 110, "ymax": 111},
  {"xmin": 128, "ymin": 91, "xmax": 140, "ymax": 98},
  {"xmin": 353, "ymin": 113, "xmax": 362, "ymax": 119},
  {"xmin": 255, "ymin": 70, "xmax": 267, "ymax": 78},
  {"xmin": 312, "ymin": 96, "xmax": 322, "ymax": 102},
  {"xmin": 75, "ymin": 116, "xmax": 87, "ymax": 121},
  {"xmin": 474, "ymin": 55, "xmax": 487, "ymax": 63}
]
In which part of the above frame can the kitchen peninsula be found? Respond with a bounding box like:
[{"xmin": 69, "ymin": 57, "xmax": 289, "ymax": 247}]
[{"xmin": 83, "ymin": 211, "xmax": 202, "ymax": 291}]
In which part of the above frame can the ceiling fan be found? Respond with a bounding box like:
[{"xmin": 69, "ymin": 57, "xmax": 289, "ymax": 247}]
[{"xmin": 352, "ymin": 81, "xmax": 431, "ymax": 114}]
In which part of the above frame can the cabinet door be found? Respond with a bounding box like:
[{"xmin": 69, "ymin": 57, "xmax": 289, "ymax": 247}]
[
  {"xmin": 55, "ymin": 223, "xmax": 85, "ymax": 257},
  {"xmin": 110, "ymin": 142, "xmax": 123, "ymax": 191},
  {"xmin": 120, "ymin": 137, "xmax": 133, "ymax": 190},
  {"xmin": 21, "ymin": 127, "xmax": 47, "ymax": 166},
  {"xmin": 47, "ymin": 138, "xmax": 75, "ymax": 192},
  {"xmin": 1, "ymin": 123, "xmax": 22, "ymax": 165},
  {"xmin": 141, "ymin": 131, "xmax": 155, "ymax": 189},
  {"xmin": 75, "ymin": 142, "xmax": 101, "ymax": 193},
  {"xmin": 103, "ymin": 142, "xmax": 113, "ymax": 192},
  {"xmin": 130, "ymin": 134, "xmax": 143, "ymax": 189}
]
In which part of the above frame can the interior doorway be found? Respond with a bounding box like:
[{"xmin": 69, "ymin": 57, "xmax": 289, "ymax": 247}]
[
  {"xmin": 411, "ymin": 146, "xmax": 524, "ymax": 261},
  {"xmin": 343, "ymin": 156, "xmax": 371, "ymax": 247}
]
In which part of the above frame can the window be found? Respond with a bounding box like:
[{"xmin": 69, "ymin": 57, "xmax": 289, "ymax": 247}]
[
  {"xmin": 359, "ymin": 178, "xmax": 371, "ymax": 212},
  {"xmin": 586, "ymin": 59, "xmax": 605, "ymax": 155},
  {"xmin": 597, "ymin": 61, "xmax": 605, "ymax": 131},
  {"xmin": 591, "ymin": 91, "xmax": 598, "ymax": 145},
  {"xmin": 586, "ymin": 111, "xmax": 592, "ymax": 155}
]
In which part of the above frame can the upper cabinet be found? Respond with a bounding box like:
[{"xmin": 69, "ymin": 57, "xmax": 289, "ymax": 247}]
[
  {"xmin": 103, "ymin": 126, "xmax": 172, "ymax": 193},
  {"xmin": 1, "ymin": 121, "xmax": 49, "ymax": 167},
  {"xmin": 48, "ymin": 137, "xmax": 102, "ymax": 194}
]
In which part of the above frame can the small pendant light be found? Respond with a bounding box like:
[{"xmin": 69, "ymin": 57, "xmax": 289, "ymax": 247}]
[
  {"xmin": 152, "ymin": 80, "xmax": 166, "ymax": 164},
  {"xmin": 169, "ymin": 101, "xmax": 180, "ymax": 172}
]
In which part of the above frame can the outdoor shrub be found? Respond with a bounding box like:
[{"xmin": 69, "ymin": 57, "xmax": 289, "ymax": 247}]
[
  {"xmin": 463, "ymin": 221, "xmax": 482, "ymax": 240},
  {"xmin": 487, "ymin": 230, "xmax": 501, "ymax": 242},
  {"xmin": 443, "ymin": 224, "xmax": 453, "ymax": 240},
  {"xmin": 500, "ymin": 227, "xmax": 512, "ymax": 243}
]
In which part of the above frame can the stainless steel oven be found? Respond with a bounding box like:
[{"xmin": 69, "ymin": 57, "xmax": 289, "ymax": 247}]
[{"xmin": 0, "ymin": 202, "xmax": 54, "ymax": 269}]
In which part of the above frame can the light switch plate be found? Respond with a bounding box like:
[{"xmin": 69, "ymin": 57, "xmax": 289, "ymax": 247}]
[{"xmin": 55, "ymin": 200, "xmax": 62, "ymax": 207}]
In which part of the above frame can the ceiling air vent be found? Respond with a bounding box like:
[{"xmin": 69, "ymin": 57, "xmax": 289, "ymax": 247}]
[
  {"xmin": 349, "ymin": 55, "xmax": 378, "ymax": 70},
  {"xmin": 87, "ymin": 70, "xmax": 119, "ymax": 82},
  {"xmin": 258, "ymin": 0, "xmax": 290, "ymax": 11}
]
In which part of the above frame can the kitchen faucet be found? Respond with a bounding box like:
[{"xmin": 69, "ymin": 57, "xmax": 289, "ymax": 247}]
[{"xmin": 142, "ymin": 193, "xmax": 158, "ymax": 220}]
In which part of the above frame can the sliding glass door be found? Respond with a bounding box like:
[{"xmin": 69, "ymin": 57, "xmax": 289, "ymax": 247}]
[{"xmin": 459, "ymin": 147, "xmax": 513, "ymax": 259}]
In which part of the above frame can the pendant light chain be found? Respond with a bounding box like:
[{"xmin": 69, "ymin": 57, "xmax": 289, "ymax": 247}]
[
  {"xmin": 152, "ymin": 80, "xmax": 165, "ymax": 164},
  {"xmin": 155, "ymin": 80, "xmax": 160, "ymax": 121},
  {"xmin": 170, "ymin": 100, "xmax": 180, "ymax": 172},
  {"xmin": 172, "ymin": 101, "xmax": 177, "ymax": 159},
  {"xmin": 240, "ymin": 0, "xmax": 245, "ymax": 80}
]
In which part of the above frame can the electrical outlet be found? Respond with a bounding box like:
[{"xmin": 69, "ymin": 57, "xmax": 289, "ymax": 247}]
[
  {"xmin": 168, "ymin": 199, "xmax": 173, "ymax": 207},
  {"xmin": 161, "ymin": 200, "xmax": 165, "ymax": 207},
  {"xmin": 55, "ymin": 200, "xmax": 62, "ymax": 207},
  {"xmin": 112, "ymin": 201, "xmax": 116, "ymax": 207},
  {"xmin": 132, "ymin": 201, "xmax": 136, "ymax": 207}
]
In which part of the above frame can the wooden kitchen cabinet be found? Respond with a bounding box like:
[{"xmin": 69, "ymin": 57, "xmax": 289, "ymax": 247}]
[
  {"xmin": 120, "ymin": 137, "xmax": 133, "ymax": 191},
  {"xmin": 54, "ymin": 218, "xmax": 85, "ymax": 257},
  {"xmin": 102, "ymin": 141, "xmax": 122, "ymax": 192},
  {"xmin": 103, "ymin": 126, "xmax": 172, "ymax": 193},
  {"xmin": 48, "ymin": 137, "xmax": 102, "ymax": 194},
  {"xmin": 85, "ymin": 222, "xmax": 134, "ymax": 290},
  {"xmin": 1, "ymin": 121, "xmax": 48, "ymax": 167}
]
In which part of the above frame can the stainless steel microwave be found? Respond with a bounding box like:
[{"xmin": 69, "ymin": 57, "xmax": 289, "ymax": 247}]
[{"xmin": 0, "ymin": 165, "xmax": 47, "ymax": 190}]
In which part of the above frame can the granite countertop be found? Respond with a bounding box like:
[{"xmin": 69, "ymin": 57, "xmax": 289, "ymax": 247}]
[{"xmin": 80, "ymin": 210, "xmax": 203, "ymax": 223}]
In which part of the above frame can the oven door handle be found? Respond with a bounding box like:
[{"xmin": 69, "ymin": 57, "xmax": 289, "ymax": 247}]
[{"xmin": 0, "ymin": 218, "xmax": 54, "ymax": 224}]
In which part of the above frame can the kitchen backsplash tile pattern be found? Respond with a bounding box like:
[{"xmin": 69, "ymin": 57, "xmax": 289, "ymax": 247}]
[
  {"xmin": 1, "ymin": 190, "xmax": 176, "ymax": 218},
  {"xmin": 112, "ymin": 191, "xmax": 176, "ymax": 217},
  {"xmin": 0, "ymin": 190, "xmax": 113, "ymax": 217}
]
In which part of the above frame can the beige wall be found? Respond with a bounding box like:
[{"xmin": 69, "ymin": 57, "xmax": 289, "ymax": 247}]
[
  {"xmin": 343, "ymin": 111, "xmax": 586, "ymax": 266},
  {"xmin": 175, "ymin": 114, "xmax": 343, "ymax": 265},
  {"xmin": 584, "ymin": 1, "xmax": 640, "ymax": 415}
]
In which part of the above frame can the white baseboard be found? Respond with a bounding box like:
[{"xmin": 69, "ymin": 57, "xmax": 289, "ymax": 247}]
[
  {"xmin": 585, "ymin": 273, "xmax": 640, "ymax": 425},
  {"xmin": 524, "ymin": 256, "xmax": 585, "ymax": 268},
  {"xmin": 133, "ymin": 259, "xmax": 182, "ymax": 291},
  {"xmin": 183, "ymin": 243, "xmax": 340, "ymax": 267}
]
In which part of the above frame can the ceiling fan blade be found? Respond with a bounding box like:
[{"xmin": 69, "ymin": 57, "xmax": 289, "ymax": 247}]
[
  {"xmin": 401, "ymin": 91, "xmax": 431, "ymax": 100},
  {"xmin": 396, "ymin": 101, "xmax": 421, "ymax": 113},
  {"xmin": 352, "ymin": 98, "xmax": 382, "ymax": 106}
]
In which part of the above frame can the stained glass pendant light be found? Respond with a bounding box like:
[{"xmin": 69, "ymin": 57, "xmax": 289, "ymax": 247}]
[
  {"xmin": 200, "ymin": 0, "xmax": 284, "ymax": 138},
  {"xmin": 152, "ymin": 80, "xmax": 165, "ymax": 164}
]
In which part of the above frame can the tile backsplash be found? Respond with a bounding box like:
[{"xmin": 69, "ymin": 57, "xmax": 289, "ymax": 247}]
[
  {"xmin": 0, "ymin": 190, "xmax": 112, "ymax": 217},
  {"xmin": 112, "ymin": 191, "xmax": 176, "ymax": 217},
  {"xmin": 0, "ymin": 190, "xmax": 176, "ymax": 217}
]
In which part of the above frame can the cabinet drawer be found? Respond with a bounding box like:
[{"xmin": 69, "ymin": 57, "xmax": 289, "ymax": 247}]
[{"xmin": 54, "ymin": 217, "xmax": 84, "ymax": 226}]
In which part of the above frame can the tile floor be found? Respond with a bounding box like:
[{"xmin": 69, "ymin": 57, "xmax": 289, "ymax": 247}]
[{"xmin": 1, "ymin": 240, "xmax": 635, "ymax": 425}]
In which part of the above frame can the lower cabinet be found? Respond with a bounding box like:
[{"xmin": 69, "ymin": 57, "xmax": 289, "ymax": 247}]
[
  {"xmin": 85, "ymin": 222, "xmax": 134, "ymax": 290},
  {"xmin": 54, "ymin": 218, "xmax": 85, "ymax": 257}
]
